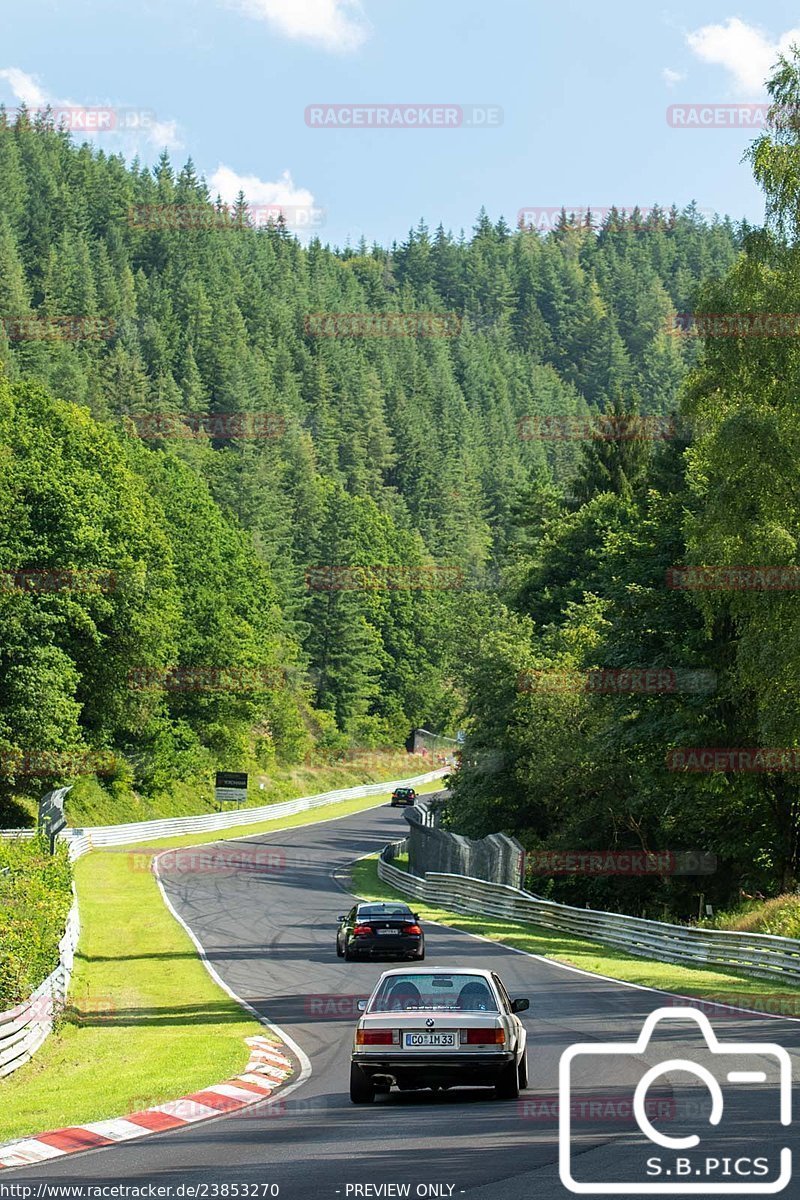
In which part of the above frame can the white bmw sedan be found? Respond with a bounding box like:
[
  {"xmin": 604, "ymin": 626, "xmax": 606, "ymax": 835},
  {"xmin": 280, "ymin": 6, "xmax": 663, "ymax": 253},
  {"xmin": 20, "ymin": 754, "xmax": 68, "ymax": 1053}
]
[{"xmin": 349, "ymin": 967, "xmax": 529, "ymax": 1103}]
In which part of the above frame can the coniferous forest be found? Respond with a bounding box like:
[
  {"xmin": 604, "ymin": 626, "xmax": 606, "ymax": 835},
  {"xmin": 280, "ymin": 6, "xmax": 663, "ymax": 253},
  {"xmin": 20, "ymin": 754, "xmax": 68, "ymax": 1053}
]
[{"xmin": 2, "ymin": 67, "xmax": 800, "ymax": 918}]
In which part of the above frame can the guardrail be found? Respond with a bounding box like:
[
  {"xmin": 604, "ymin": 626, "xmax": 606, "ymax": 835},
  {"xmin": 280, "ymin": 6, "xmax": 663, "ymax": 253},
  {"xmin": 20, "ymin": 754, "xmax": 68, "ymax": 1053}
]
[
  {"xmin": 377, "ymin": 840, "xmax": 800, "ymax": 986},
  {"xmin": 61, "ymin": 769, "xmax": 445, "ymax": 862},
  {"xmin": 0, "ymin": 891, "xmax": 79, "ymax": 1078},
  {"xmin": 0, "ymin": 768, "xmax": 446, "ymax": 1078},
  {"xmin": 0, "ymin": 770, "xmax": 447, "ymax": 862}
]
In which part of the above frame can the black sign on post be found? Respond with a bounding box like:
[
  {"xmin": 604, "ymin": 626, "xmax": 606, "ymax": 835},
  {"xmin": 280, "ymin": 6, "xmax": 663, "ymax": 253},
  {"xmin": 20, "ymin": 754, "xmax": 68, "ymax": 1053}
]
[
  {"xmin": 38, "ymin": 787, "xmax": 69, "ymax": 855},
  {"xmin": 215, "ymin": 771, "xmax": 248, "ymax": 807}
]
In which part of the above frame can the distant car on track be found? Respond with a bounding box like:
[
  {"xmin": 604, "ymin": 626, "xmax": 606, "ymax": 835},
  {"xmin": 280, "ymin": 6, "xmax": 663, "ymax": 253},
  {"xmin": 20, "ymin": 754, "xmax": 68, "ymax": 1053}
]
[
  {"xmin": 337, "ymin": 902, "xmax": 425, "ymax": 962},
  {"xmin": 349, "ymin": 966, "xmax": 529, "ymax": 1103},
  {"xmin": 390, "ymin": 787, "xmax": 417, "ymax": 807}
]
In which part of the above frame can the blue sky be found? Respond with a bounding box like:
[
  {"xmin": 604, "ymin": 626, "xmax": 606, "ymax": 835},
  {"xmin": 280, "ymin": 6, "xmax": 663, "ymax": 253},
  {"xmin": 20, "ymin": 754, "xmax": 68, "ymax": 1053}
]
[{"xmin": 2, "ymin": 0, "xmax": 800, "ymax": 246}]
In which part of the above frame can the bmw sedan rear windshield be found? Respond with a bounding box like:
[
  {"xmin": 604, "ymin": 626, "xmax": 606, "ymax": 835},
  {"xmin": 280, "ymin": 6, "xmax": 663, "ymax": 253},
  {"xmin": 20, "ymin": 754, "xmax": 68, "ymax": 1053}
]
[
  {"xmin": 357, "ymin": 905, "xmax": 414, "ymax": 919},
  {"xmin": 368, "ymin": 973, "xmax": 499, "ymax": 1013}
]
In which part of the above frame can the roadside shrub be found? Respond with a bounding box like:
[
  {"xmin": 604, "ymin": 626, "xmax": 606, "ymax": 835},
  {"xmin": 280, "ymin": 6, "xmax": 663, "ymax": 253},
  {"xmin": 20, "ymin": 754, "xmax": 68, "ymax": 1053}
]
[
  {"xmin": 0, "ymin": 836, "xmax": 73, "ymax": 1009},
  {"xmin": 702, "ymin": 895, "xmax": 800, "ymax": 940}
]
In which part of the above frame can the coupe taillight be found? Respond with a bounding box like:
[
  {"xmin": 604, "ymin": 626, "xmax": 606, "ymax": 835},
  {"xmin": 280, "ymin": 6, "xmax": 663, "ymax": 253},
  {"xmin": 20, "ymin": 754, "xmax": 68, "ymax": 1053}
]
[
  {"xmin": 403, "ymin": 924, "xmax": 422, "ymax": 935},
  {"xmin": 356, "ymin": 1028, "xmax": 397, "ymax": 1045},
  {"xmin": 460, "ymin": 1028, "xmax": 505, "ymax": 1045},
  {"xmin": 352, "ymin": 924, "xmax": 372, "ymax": 936}
]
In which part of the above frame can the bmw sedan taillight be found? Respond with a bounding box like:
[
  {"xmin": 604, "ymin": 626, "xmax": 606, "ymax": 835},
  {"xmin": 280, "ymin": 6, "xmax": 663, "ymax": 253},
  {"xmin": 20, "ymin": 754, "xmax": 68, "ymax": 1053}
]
[
  {"xmin": 403, "ymin": 924, "xmax": 422, "ymax": 935},
  {"xmin": 352, "ymin": 924, "xmax": 373, "ymax": 936},
  {"xmin": 460, "ymin": 1028, "xmax": 505, "ymax": 1044},
  {"xmin": 356, "ymin": 1029, "xmax": 398, "ymax": 1045}
]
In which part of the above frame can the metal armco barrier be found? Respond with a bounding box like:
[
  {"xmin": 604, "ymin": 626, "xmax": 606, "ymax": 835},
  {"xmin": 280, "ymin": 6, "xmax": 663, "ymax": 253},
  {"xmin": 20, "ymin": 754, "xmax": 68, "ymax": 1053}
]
[
  {"xmin": 377, "ymin": 839, "xmax": 800, "ymax": 986},
  {"xmin": 0, "ymin": 891, "xmax": 79, "ymax": 1079},
  {"xmin": 0, "ymin": 769, "xmax": 445, "ymax": 1078},
  {"xmin": 0, "ymin": 770, "xmax": 446, "ymax": 862}
]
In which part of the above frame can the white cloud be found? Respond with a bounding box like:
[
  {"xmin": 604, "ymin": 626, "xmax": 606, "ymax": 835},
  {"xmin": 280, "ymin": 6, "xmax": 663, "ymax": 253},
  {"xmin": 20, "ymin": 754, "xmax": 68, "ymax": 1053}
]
[
  {"xmin": 233, "ymin": 0, "xmax": 368, "ymax": 52},
  {"xmin": 210, "ymin": 165, "xmax": 314, "ymax": 209},
  {"xmin": 0, "ymin": 66, "xmax": 182, "ymax": 154},
  {"xmin": 686, "ymin": 18, "xmax": 800, "ymax": 96},
  {"xmin": 0, "ymin": 67, "xmax": 48, "ymax": 107},
  {"xmin": 149, "ymin": 118, "xmax": 182, "ymax": 152},
  {"xmin": 662, "ymin": 67, "xmax": 684, "ymax": 88},
  {"xmin": 208, "ymin": 166, "xmax": 321, "ymax": 235}
]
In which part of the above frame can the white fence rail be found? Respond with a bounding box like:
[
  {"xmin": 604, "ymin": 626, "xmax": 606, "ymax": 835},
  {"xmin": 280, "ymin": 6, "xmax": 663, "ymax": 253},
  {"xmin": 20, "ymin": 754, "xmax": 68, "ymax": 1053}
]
[
  {"xmin": 377, "ymin": 841, "xmax": 800, "ymax": 986},
  {"xmin": 0, "ymin": 770, "xmax": 446, "ymax": 862},
  {"xmin": 0, "ymin": 892, "xmax": 79, "ymax": 1079},
  {"xmin": 59, "ymin": 770, "xmax": 445, "ymax": 862},
  {"xmin": 0, "ymin": 768, "xmax": 445, "ymax": 1078}
]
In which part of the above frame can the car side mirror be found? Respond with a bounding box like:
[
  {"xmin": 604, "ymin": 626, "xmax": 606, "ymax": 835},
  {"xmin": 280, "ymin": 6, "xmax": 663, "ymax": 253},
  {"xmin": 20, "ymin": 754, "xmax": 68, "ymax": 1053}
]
[
  {"xmin": 511, "ymin": 998, "xmax": 530, "ymax": 1014},
  {"xmin": 413, "ymin": 914, "xmax": 420, "ymax": 921},
  {"xmin": 357, "ymin": 999, "xmax": 367, "ymax": 1012},
  {"xmin": 338, "ymin": 915, "xmax": 345, "ymax": 922}
]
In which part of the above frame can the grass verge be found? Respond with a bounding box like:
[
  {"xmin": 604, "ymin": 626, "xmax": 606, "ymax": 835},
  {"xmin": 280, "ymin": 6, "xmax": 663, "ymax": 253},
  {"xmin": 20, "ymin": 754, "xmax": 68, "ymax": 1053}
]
[
  {"xmin": 1, "ymin": 777, "xmax": 442, "ymax": 1144},
  {"xmin": 351, "ymin": 856, "xmax": 800, "ymax": 1017}
]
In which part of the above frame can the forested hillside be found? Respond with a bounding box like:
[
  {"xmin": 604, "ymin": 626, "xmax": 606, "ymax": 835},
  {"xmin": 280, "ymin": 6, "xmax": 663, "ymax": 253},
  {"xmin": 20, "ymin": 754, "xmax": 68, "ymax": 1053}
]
[
  {"xmin": 451, "ymin": 61, "xmax": 800, "ymax": 919},
  {"xmin": 0, "ymin": 104, "xmax": 742, "ymax": 842}
]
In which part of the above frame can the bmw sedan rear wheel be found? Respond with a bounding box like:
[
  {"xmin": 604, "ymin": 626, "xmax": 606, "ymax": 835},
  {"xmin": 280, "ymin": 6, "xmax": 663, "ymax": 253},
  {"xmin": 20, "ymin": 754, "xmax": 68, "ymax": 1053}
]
[
  {"xmin": 350, "ymin": 1063, "xmax": 375, "ymax": 1104},
  {"xmin": 518, "ymin": 1048, "xmax": 528, "ymax": 1089},
  {"xmin": 495, "ymin": 1056, "xmax": 520, "ymax": 1100}
]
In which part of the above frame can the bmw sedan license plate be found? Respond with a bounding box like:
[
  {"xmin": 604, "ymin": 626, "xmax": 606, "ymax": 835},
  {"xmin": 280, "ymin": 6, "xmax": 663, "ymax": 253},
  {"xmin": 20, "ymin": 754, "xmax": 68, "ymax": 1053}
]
[
  {"xmin": 377, "ymin": 929, "xmax": 400, "ymax": 935},
  {"xmin": 403, "ymin": 1031, "xmax": 457, "ymax": 1048}
]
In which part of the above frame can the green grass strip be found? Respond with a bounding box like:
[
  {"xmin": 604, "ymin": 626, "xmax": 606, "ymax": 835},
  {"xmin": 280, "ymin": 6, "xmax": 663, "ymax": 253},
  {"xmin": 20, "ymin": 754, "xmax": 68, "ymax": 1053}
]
[
  {"xmin": 351, "ymin": 856, "xmax": 800, "ymax": 1017},
  {"xmin": 1, "ymin": 780, "xmax": 440, "ymax": 1143}
]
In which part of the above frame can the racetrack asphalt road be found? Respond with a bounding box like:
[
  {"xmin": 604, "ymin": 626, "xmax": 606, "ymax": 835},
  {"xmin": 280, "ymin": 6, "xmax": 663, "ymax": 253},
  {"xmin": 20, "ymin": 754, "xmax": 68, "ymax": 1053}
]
[{"xmin": 7, "ymin": 802, "xmax": 800, "ymax": 1200}]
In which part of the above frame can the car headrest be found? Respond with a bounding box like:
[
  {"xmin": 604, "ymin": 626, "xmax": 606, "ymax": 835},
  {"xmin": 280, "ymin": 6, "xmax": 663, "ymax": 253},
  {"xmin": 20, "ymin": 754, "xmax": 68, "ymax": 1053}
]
[{"xmin": 456, "ymin": 982, "xmax": 493, "ymax": 1010}]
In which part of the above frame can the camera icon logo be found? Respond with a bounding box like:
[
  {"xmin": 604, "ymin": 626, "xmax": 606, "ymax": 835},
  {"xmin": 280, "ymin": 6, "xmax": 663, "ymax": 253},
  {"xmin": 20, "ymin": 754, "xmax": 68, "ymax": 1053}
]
[{"xmin": 559, "ymin": 1006, "xmax": 792, "ymax": 1194}]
